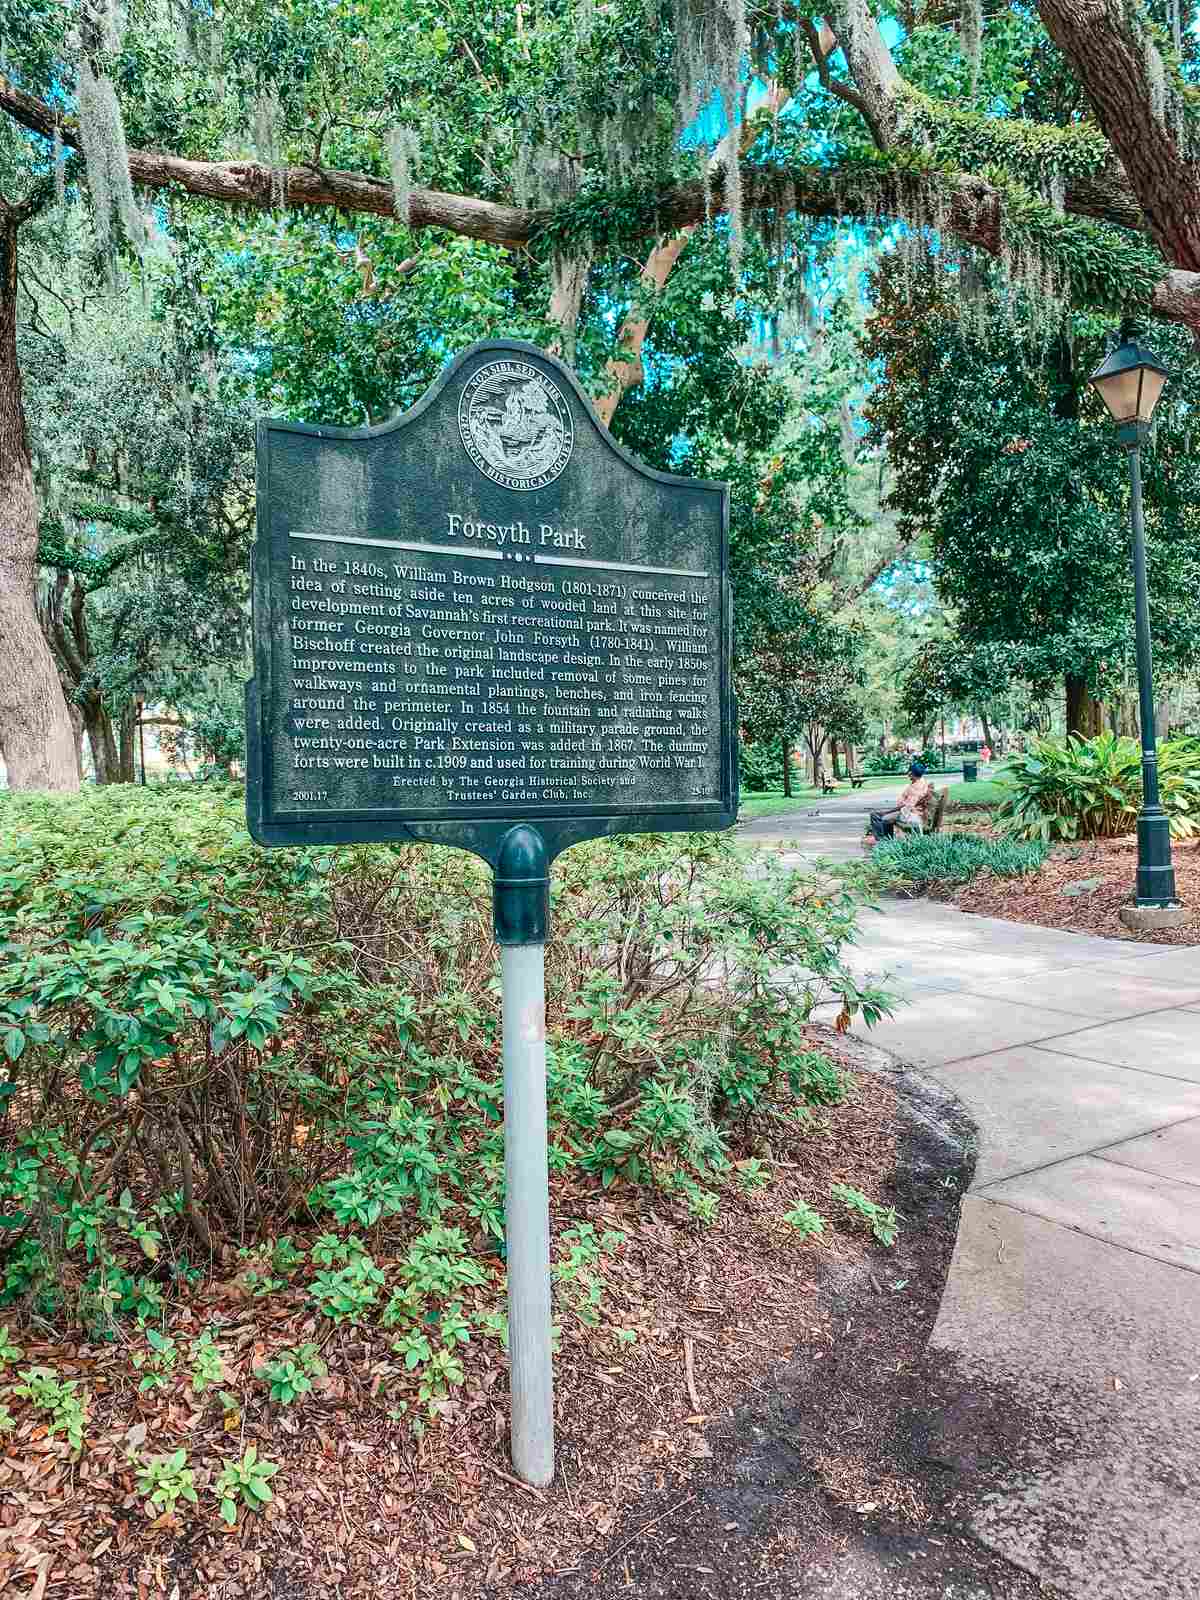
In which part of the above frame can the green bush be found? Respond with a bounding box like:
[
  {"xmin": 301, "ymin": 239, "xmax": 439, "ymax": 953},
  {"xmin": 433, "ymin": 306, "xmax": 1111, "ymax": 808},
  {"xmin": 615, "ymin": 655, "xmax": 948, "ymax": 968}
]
[
  {"xmin": 864, "ymin": 751, "xmax": 908, "ymax": 775},
  {"xmin": 869, "ymin": 833, "xmax": 1048, "ymax": 887},
  {"xmin": 0, "ymin": 782, "xmax": 892, "ymax": 1328},
  {"xmin": 738, "ymin": 739, "xmax": 781, "ymax": 794},
  {"xmin": 997, "ymin": 733, "xmax": 1200, "ymax": 842}
]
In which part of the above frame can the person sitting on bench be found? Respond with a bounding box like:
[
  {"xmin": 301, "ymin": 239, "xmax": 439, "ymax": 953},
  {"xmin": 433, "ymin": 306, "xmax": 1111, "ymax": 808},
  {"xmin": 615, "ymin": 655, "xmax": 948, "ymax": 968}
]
[{"xmin": 869, "ymin": 761, "xmax": 934, "ymax": 840}]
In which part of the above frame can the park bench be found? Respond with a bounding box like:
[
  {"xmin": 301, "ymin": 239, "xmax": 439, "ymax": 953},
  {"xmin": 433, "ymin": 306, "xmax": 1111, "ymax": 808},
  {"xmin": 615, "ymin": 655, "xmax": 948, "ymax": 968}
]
[
  {"xmin": 849, "ymin": 773, "xmax": 866, "ymax": 789},
  {"xmin": 861, "ymin": 785, "xmax": 948, "ymax": 850}
]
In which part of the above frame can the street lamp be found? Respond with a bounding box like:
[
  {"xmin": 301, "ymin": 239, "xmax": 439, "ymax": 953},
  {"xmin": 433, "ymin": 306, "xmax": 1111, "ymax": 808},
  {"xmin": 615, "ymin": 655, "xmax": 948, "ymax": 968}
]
[{"xmin": 1087, "ymin": 322, "xmax": 1178, "ymax": 912}]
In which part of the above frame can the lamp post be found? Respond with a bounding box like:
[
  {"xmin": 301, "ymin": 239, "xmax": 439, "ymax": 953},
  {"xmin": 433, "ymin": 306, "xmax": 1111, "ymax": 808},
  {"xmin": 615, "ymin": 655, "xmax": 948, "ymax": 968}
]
[
  {"xmin": 132, "ymin": 682, "xmax": 148, "ymax": 786},
  {"xmin": 1087, "ymin": 322, "xmax": 1178, "ymax": 912}
]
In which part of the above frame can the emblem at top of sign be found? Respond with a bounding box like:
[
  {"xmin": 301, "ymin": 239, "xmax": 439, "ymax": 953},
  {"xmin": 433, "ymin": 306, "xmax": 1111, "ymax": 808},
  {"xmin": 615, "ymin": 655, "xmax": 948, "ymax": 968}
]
[{"xmin": 458, "ymin": 359, "xmax": 574, "ymax": 491}]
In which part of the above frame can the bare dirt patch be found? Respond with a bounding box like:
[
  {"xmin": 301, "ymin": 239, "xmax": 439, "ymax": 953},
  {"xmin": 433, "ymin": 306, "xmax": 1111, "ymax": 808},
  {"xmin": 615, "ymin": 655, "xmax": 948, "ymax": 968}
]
[{"xmin": 938, "ymin": 835, "xmax": 1200, "ymax": 946}]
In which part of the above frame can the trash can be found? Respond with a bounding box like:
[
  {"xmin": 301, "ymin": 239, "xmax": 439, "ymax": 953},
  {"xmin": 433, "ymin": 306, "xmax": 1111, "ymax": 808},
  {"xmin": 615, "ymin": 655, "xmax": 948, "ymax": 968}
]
[{"xmin": 962, "ymin": 760, "xmax": 979, "ymax": 783}]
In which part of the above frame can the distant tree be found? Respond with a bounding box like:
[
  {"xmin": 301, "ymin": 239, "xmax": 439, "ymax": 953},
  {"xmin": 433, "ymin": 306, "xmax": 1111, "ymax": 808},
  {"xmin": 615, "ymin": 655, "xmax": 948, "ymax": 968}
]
[
  {"xmin": 21, "ymin": 229, "xmax": 252, "ymax": 781},
  {"xmin": 738, "ymin": 615, "xmax": 867, "ymax": 788},
  {"xmin": 862, "ymin": 264, "xmax": 1200, "ymax": 735},
  {"xmin": 897, "ymin": 639, "xmax": 1016, "ymax": 752}
]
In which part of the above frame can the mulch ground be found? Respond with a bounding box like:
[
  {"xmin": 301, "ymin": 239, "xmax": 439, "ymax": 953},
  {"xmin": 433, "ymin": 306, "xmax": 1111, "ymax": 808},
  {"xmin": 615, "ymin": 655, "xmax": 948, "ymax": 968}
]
[
  {"xmin": 1, "ymin": 1033, "xmax": 1065, "ymax": 1600},
  {"xmin": 0, "ymin": 1037, "xmax": 889, "ymax": 1600},
  {"xmin": 529, "ymin": 1043, "xmax": 1070, "ymax": 1600},
  {"xmin": 939, "ymin": 834, "xmax": 1200, "ymax": 946}
]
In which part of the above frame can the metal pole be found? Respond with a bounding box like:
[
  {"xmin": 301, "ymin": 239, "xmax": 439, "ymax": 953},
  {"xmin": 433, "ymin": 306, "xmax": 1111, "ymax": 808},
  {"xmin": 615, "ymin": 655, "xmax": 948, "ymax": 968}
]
[
  {"xmin": 1127, "ymin": 440, "xmax": 1178, "ymax": 907},
  {"xmin": 493, "ymin": 825, "xmax": 554, "ymax": 1487},
  {"xmin": 501, "ymin": 941, "xmax": 553, "ymax": 1486}
]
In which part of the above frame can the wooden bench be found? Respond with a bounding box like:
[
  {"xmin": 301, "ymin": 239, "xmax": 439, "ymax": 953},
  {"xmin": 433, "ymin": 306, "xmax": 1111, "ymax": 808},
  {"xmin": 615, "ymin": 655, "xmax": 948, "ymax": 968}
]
[
  {"xmin": 849, "ymin": 774, "xmax": 866, "ymax": 790},
  {"xmin": 861, "ymin": 786, "xmax": 948, "ymax": 849},
  {"xmin": 820, "ymin": 778, "xmax": 837, "ymax": 796}
]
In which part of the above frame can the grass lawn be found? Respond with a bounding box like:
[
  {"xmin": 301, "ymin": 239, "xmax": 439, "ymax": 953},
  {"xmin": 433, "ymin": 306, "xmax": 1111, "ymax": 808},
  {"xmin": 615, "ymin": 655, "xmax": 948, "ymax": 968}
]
[
  {"xmin": 948, "ymin": 778, "xmax": 1012, "ymax": 810},
  {"xmin": 738, "ymin": 789, "xmax": 822, "ymax": 820}
]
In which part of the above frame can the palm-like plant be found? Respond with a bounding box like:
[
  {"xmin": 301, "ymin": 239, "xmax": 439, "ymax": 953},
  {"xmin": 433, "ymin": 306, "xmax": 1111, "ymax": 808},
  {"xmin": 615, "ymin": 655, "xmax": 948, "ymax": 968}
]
[{"xmin": 998, "ymin": 733, "xmax": 1200, "ymax": 842}]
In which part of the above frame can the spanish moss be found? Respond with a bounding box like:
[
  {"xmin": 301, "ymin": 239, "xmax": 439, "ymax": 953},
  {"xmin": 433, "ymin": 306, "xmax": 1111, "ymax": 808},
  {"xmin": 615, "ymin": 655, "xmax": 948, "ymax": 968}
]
[
  {"xmin": 960, "ymin": 0, "xmax": 982, "ymax": 99},
  {"xmin": 253, "ymin": 90, "xmax": 287, "ymax": 209},
  {"xmin": 77, "ymin": 55, "xmax": 145, "ymax": 261},
  {"xmin": 386, "ymin": 125, "xmax": 421, "ymax": 224}
]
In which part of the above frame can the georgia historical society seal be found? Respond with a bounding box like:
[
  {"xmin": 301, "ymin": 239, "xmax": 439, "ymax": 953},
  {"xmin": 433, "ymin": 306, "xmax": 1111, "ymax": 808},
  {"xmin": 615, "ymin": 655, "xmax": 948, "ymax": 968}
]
[{"xmin": 458, "ymin": 359, "xmax": 574, "ymax": 491}]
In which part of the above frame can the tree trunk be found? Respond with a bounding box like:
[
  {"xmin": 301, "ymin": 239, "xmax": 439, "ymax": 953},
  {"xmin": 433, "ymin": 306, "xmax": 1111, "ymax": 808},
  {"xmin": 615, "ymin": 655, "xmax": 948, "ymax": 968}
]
[
  {"xmin": 117, "ymin": 699, "xmax": 137, "ymax": 782},
  {"xmin": 82, "ymin": 697, "xmax": 120, "ymax": 784},
  {"xmin": 1036, "ymin": 0, "xmax": 1200, "ymax": 272},
  {"xmin": 807, "ymin": 727, "xmax": 827, "ymax": 787},
  {"xmin": 979, "ymin": 708, "xmax": 994, "ymax": 750},
  {"xmin": 67, "ymin": 698, "xmax": 84, "ymax": 780},
  {"xmin": 1065, "ymin": 674, "xmax": 1103, "ymax": 737},
  {"xmin": 782, "ymin": 738, "xmax": 793, "ymax": 797},
  {"xmin": 0, "ymin": 211, "xmax": 79, "ymax": 791}
]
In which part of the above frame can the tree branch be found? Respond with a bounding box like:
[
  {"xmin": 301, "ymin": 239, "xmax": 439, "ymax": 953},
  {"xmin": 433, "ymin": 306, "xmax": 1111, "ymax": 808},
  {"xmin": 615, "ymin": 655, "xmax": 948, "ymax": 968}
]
[
  {"xmin": 0, "ymin": 74, "xmax": 537, "ymax": 247},
  {"xmin": 593, "ymin": 231, "xmax": 695, "ymax": 425},
  {"xmin": 833, "ymin": 535, "xmax": 919, "ymax": 609},
  {"xmin": 820, "ymin": 0, "xmax": 904, "ymax": 147},
  {"xmin": 1035, "ymin": 0, "xmax": 1200, "ymax": 271},
  {"xmin": 4, "ymin": 69, "xmax": 1199, "ymax": 329},
  {"xmin": 797, "ymin": 16, "xmax": 886, "ymax": 147}
]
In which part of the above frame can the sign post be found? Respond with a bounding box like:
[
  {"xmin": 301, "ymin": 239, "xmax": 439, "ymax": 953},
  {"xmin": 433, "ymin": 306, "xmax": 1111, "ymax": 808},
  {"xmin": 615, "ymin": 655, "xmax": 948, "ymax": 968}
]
[
  {"xmin": 495, "ymin": 824, "xmax": 553, "ymax": 1484},
  {"xmin": 247, "ymin": 339, "xmax": 735, "ymax": 1485}
]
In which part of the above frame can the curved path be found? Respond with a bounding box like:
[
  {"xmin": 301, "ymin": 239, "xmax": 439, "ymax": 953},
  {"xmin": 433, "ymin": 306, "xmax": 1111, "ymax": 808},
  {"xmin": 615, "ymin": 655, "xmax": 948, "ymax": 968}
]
[{"xmin": 742, "ymin": 800, "xmax": 1200, "ymax": 1600}]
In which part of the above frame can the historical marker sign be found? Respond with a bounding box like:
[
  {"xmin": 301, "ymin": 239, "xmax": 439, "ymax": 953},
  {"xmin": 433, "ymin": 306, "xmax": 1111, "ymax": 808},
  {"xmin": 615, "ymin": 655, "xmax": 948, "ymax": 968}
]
[
  {"xmin": 247, "ymin": 338, "xmax": 735, "ymax": 865},
  {"xmin": 246, "ymin": 339, "xmax": 735, "ymax": 1486}
]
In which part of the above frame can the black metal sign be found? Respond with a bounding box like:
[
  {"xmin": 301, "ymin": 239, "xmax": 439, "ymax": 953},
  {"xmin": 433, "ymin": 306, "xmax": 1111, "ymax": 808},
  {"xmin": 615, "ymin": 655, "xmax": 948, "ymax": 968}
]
[{"xmin": 246, "ymin": 339, "xmax": 736, "ymax": 866}]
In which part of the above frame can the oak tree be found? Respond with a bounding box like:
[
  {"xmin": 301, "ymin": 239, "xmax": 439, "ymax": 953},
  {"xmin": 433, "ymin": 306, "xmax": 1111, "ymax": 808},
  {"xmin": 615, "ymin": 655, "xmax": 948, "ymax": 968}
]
[{"xmin": 3, "ymin": 0, "xmax": 1199, "ymax": 784}]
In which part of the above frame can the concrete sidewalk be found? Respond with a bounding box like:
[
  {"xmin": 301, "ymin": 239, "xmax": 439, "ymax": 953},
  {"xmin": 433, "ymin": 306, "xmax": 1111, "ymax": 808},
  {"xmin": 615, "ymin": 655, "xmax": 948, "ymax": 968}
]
[{"xmin": 744, "ymin": 812, "xmax": 1200, "ymax": 1599}]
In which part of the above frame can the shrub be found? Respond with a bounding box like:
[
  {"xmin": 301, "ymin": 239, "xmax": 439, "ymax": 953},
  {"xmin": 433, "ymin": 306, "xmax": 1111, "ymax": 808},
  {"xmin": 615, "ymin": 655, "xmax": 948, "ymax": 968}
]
[
  {"xmin": 782, "ymin": 1201, "xmax": 825, "ymax": 1238},
  {"xmin": 864, "ymin": 751, "xmax": 908, "ymax": 775},
  {"xmin": 869, "ymin": 833, "xmax": 1048, "ymax": 888},
  {"xmin": 997, "ymin": 733, "xmax": 1200, "ymax": 842},
  {"xmin": 831, "ymin": 1183, "xmax": 899, "ymax": 1246},
  {"xmin": 9, "ymin": 1365, "xmax": 87, "ymax": 1453},
  {"xmin": 256, "ymin": 1342, "xmax": 327, "ymax": 1404},
  {"xmin": 738, "ymin": 739, "xmax": 782, "ymax": 793},
  {"xmin": 0, "ymin": 783, "xmax": 891, "ymax": 1327}
]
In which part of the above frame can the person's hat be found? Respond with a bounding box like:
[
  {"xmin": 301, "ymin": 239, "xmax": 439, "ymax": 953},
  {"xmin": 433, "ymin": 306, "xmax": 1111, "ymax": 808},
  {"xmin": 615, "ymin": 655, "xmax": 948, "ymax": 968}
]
[{"xmin": 909, "ymin": 760, "xmax": 927, "ymax": 777}]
